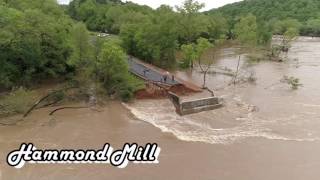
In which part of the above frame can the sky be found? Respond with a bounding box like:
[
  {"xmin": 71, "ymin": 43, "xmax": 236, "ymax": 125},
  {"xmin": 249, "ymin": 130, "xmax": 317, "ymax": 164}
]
[{"xmin": 57, "ymin": 0, "xmax": 242, "ymax": 11}]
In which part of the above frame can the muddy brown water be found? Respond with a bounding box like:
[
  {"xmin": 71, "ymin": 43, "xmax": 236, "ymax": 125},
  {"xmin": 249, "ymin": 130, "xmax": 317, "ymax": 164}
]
[{"xmin": 1, "ymin": 37, "xmax": 320, "ymax": 180}]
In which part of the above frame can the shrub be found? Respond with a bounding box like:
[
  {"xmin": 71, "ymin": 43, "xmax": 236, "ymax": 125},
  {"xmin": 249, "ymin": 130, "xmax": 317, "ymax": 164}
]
[
  {"xmin": 0, "ymin": 87, "xmax": 37, "ymax": 117},
  {"xmin": 280, "ymin": 76, "xmax": 303, "ymax": 90}
]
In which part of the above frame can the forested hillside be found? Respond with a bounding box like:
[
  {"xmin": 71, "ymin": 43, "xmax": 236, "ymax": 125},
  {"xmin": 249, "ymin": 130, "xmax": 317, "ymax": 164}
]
[
  {"xmin": 1, "ymin": 0, "xmax": 310, "ymax": 112},
  {"xmin": 0, "ymin": 0, "xmax": 142, "ymax": 103},
  {"xmin": 0, "ymin": 0, "xmax": 74, "ymax": 88},
  {"xmin": 1, "ymin": 0, "xmax": 307, "ymax": 92},
  {"xmin": 67, "ymin": 0, "xmax": 274, "ymax": 68},
  {"xmin": 209, "ymin": 0, "xmax": 320, "ymax": 36}
]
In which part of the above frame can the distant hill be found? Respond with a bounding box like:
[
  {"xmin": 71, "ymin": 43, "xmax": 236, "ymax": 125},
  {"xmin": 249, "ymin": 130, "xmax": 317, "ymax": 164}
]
[{"xmin": 208, "ymin": 0, "xmax": 320, "ymax": 22}]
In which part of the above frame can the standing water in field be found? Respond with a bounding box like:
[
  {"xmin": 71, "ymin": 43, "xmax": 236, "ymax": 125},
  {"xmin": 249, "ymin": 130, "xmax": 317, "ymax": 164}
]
[{"xmin": 125, "ymin": 37, "xmax": 320, "ymax": 144}]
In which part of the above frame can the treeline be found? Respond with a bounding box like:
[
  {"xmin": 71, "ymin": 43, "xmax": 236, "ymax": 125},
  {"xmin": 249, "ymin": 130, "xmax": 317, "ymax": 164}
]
[
  {"xmin": 3, "ymin": 0, "xmax": 310, "ymax": 102},
  {"xmin": 0, "ymin": 0, "xmax": 142, "ymax": 101},
  {"xmin": 68, "ymin": 0, "xmax": 272, "ymax": 68},
  {"xmin": 0, "ymin": 0, "xmax": 73, "ymax": 88},
  {"xmin": 210, "ymin": 0, "xmax": 320, "ymax": 37}
]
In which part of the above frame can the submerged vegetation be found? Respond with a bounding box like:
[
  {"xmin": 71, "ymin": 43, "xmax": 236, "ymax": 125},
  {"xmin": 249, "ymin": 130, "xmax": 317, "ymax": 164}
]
[
  {"xmin": 0, "ymin": 88, "xmax": 36, "ymax": 117},
  {"xmin": 281, "ymin": 76, "xmax": 303, "ymax": 90},
  {"xmin": 0, "ymin": 0, "xmax": 310, "ymax": 117}
]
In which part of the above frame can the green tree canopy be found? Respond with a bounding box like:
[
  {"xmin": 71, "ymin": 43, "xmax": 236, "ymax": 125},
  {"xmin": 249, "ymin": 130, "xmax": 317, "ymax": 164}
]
[
  {"xmin": 0, "ymin": 0, "xmax": 73, "ymax": 88},
  {"xmin": 234, "ymin": 14, "xmax": 258, "ymax": 46},
  {"xmin": 97, "ymin": 41, "xmax": 143, "ymax": 101}
]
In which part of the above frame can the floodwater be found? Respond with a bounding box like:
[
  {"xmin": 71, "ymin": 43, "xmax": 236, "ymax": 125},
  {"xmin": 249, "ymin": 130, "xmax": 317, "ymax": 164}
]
[
  {"xmin": 1, "ymin": 37, "xmax": 320, "ymax": 179},
  {"xmin": 127, "ymin": 37, "xmax": 320, "ymax": 144}
]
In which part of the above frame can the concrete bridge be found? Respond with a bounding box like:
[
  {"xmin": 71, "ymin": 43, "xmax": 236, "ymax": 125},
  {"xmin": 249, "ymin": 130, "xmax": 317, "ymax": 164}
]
[
  {"xmin": 128, "ymin": 57, "xmax": 202, "ymax": 92},
  {"xmin": 128, "ymin": 58, "xmax": 179, "ymax": 86},
  {"xmin": 128, "ymin": 57, "xmax": 223, "ymax": 115},
  {"xmin": 168, "ymin": 92, "xmax": 223, "ymax": 116}
]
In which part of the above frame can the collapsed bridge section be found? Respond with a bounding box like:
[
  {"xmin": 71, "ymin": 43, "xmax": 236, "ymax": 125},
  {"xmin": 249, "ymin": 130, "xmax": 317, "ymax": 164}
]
[
  {"xmin": 168, "ymin": 92, "xmax": 223, "ymax": 116},
  {"xmin": 128, "ymin": 57, "xmax": 202, "ymax": 97},
  {"xmin": 128, "ymin": 57, "xmax": 223, "ymax": 115}
]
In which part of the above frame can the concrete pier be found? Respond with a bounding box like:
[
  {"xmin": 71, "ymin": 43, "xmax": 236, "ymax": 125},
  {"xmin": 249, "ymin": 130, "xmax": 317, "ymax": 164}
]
[{"xmin": 168, "ymin": 92, "xmax": 223, "ymax": 116}]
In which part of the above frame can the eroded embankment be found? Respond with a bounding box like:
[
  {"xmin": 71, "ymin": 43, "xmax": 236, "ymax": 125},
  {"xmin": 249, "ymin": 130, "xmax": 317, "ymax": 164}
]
[{"xmin": 125, "ymin": 37, "xmax": 320, "ymax": 145}]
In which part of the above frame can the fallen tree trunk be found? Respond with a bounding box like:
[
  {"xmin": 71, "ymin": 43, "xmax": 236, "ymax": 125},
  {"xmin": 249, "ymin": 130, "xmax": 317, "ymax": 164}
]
[
  {"xmin": 49, "ymin": 106, "xmax": 90, "ymax": 116},
  {"xmin": 23, "ymin": 86, "xmax": 77, "ymax": 118}
]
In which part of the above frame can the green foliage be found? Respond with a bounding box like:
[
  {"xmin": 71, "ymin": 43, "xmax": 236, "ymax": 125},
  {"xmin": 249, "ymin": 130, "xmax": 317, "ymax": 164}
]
[
  {"xmin": 67, "ymin": 26, "xmax": 143, "ymax": 101},
  {"xmin": 284, "ymin": 28, "xmax": 299, "ymax": 41},
  {"xmin": 96, "ymin": 41, "xmax": 144, "ymax": 101},
  {"xmin": 69, "ymin": 22, "xmax": 93, "ymax": 67},
  {"xmin": 181, "ymin": 44, "xmax": 196, "ymax": 68},
  {"xmin": 301, "ymin": 18, "xmax": 320, "ymax": 37},
  {"xmin": 120, "ymin": 6, "xmax": 178, "ymax": 67},
  {"xmin": 212, "ymin": 0, "xmax": 320, "ymax": 23},
  {"xmin": 211, "ymin": 0, "xmax": 320, "ymax": 36},
  {"xmin": 195, "ymin": 38, "xmax": 214, "ymax": 58},
  {"xmin": 275, "ymin": 21, "xmax": 300, "ymax": 51},
  {"xmin": 281, "ymin": 76, "xmax": 303, "ymax": 90},
  {"xmin": 257, "ymin": 23, "xmax": 273, "ymax": 45},
  {"xmin": 0, "ymin": 0, "xmax": 73, "ymax": 88},
  {"xmin": 176, "ymin": 0, "xmax": 207, "ymax": 43},
  {"xmin": 0, "ymin": 87, "xmax": 37, "ymax": 116},
  {"xmin": 273, "ymin": 19, "xmax": 301, "ymax": 35},
  {"xmin": 180, "ymin": 38, "xmax": 213, "ymax": 68},
  {"xmin": 68, "ymin": 0, "xmax": 152, "ymax": 32},
  {"xmin": 0, "ymin": 0, "xmax": 144, "ymax": 102},
  {"xmin": 68, "ymin": 0, "xmax": 232, "ymax": 67},
  {"xmin": 206, "ymin": 14, "xmax": 228, "ymax": 42},
  {"xmin": 176, "ymin": 0, "xmax": 204, "ymax": 14},
  {"xmin": 234, "ymin": 14, "xmax": 258, "ymax": 46}
]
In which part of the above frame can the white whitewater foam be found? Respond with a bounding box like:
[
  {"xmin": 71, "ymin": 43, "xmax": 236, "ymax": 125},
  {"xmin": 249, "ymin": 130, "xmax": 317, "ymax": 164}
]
[
  {"xmin": 295, "ymin": 103, "xmax": 320, "ymax": 108},
  {"xmin": 123, "ymin": 98, "xmax": 319, "ymax": 144}
]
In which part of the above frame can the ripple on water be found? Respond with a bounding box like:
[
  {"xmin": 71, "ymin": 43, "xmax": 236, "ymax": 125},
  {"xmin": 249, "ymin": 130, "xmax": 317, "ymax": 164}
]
[
  {"xmin": 123, "ymin": 95, "xmax": 320, "ymax": 145},
  {"xmin": 124, "ymin": 37, "xmax": 320, "ymax": 145}
]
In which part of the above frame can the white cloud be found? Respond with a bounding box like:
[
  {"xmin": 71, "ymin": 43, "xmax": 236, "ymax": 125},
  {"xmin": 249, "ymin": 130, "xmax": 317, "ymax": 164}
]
[
  {"xmin": 57, "ymin": 0, "xmax": 242, "ymax": 10},
  {"xmin": 58, "ymin": 0, "xmax": 71, "ymax": 4},
  {"xmin": 123, "ymin": 0, "xmax": 242, "ymax": 11}
]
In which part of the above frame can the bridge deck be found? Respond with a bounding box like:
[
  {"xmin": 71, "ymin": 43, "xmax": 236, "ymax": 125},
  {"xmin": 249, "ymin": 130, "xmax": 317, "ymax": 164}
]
[{"xmin": 128, "ymin": 57, "xmax": 202, "ymax": 92}]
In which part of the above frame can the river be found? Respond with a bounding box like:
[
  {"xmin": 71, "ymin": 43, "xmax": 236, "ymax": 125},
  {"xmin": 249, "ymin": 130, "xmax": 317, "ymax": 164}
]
[
  {"xmin": 126, "ymin": 37, "xmax": 320, "ymax": 144},
  {"xmin": 1, "ymin": 37, "xmax": 320, "ymax": 179}
]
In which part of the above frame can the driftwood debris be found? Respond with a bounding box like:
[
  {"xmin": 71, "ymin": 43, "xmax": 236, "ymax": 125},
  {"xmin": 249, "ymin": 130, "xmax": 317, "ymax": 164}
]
[
  {"xmin": 49, "ymin": 106, "xmax": 90, "ymax": 116},
  {"xmin": 23, "ymin": 86, "xmax": 77, "ymax": 118},
  {"xmin": 203, "ymin": 87, "xmax": 215, "ymax": 97}
]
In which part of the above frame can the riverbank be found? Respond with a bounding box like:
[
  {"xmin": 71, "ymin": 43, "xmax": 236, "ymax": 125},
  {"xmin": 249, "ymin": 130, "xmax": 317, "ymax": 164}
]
[
  {"xmin": 1, "ymin": 102, "xmax": 320, "ymax": 180},
  {"xmin": 1, "ymin": 36, "xmax": 320, "ymax": 180}
]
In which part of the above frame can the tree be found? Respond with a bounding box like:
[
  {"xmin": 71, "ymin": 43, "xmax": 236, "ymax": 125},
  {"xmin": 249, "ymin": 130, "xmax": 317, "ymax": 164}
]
[
  {"xmin": 97, "ymin": 41, "xmax": 144, "ymax": 101},
  {"xmin": 257, "ymin": 22, "xmax": 273, "ymax": 45},
  {"xmin": 284, "ymin": 28, "xmax": 298, "ymax": 42},
  {"xmin": 181, "ymin": 38, "xmax": 213, "ymax": 88},
  {"xmin": 195, "ymin": 38, "xmax": 214, "ymax": 88},
  {"xmin": 206, "ymin": 14, "xmax": 228, "ymax": 42},
  {"xmin": 301, "ymin": 18, "xmax": 320, "ymax": 37},
  {"xmin": 181, "ymin": 44, "xmax": 196, "ymax": 68},
  {"xmin": 0, "ymin": 1, "xmax": 73, "ymax": 88},
  {"xmin": 234, "ymin": 14, "xmax": 258, "ymax": 46},
  {"xmin": 69, "ymin": 22, "xmax": 92, "ymax": 68},
  {"xmin": 273, "ymin": 19, "xmax": 301, "ymax": 35},
  {"xmin": 272, "ymin": 19, "xmax": 300, "ymax": 52},
  {"xmin": 176, "ymin": 0, "xmax": 204, "ymax": 14},
  {"xmin": 211, "ymin": 0, "xmax": 320, "ymax": 24},
  {"xmin": 176, "ymin": 0, "xmax": 207, "ymax": 43},
  {"xmin": 120, "ymin": 6, "xmax": 178, "ymax": 68},
  {"xmin": 97, "ymin": 41, "xmax": 128, "ymax": 86}
]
